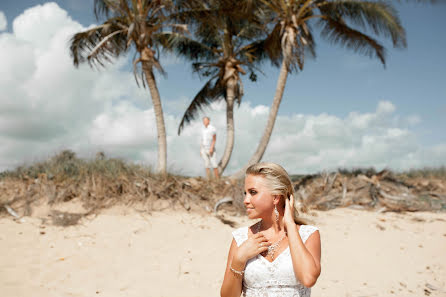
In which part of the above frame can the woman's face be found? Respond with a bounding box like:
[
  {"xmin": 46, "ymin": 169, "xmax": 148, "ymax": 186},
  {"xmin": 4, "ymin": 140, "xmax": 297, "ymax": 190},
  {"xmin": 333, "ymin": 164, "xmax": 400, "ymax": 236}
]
[{"xmin": 244, "ymin": 174, "xmax": 274, "ymax": 219}]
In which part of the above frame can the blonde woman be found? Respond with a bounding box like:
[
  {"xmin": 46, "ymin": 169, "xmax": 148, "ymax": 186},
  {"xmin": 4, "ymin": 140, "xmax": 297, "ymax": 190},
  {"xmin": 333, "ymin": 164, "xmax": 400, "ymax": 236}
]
[{"xmin": 221, "ymin": 162, "xmax": 321, "ymax": 297}]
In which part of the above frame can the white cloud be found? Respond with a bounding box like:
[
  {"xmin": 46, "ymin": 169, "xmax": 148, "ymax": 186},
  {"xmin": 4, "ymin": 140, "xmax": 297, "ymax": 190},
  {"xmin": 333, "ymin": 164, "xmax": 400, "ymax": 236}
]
[
  {"xmin": 251, "ymin": 105, "xmax": 269, "ymax": 116},
  {"xmin": 12, "ymin": 3, "xmax": 73, "ymax": 49},
  {"xmin": 90, "ymin": 102, "xmax": 158, "ymax": 149},
  {"xmin": 0, "ymin": 3, "xmax": 445, "ymax": 176},
  {"xmin": 169, "ymin": 99, "xmax": 442, "ymax": 175},
  {"xmin": 0, "ymin": 3, "xmax": 147, "ymax": 169},
  {"xmin": 377, "ymin": 100, "xmax": 396, "ymax": 114},
  {"xmin": 0, "ymin": 11, "xmax": 7, "ymax": 31},
  {"xmin": 406, "ymin": 115, "xmax": 421, "ymax": 126}
]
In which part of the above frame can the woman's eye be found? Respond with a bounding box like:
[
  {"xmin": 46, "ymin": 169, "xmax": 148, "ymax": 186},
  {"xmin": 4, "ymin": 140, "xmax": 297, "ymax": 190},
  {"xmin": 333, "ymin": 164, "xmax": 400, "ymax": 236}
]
[
  {"xmin": 243, "ymin": 191, "xmax": 247, "ymax": 195},
  {"xmin": 250, "ymin": 190, "xmax": 257, "ymax": 195}
]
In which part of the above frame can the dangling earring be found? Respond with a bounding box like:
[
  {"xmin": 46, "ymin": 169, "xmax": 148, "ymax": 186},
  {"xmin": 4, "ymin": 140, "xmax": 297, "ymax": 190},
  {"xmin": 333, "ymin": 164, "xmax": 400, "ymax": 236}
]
[{"xmin": 274, "ymin": 205, "xmax": 279, "ymax": 223}]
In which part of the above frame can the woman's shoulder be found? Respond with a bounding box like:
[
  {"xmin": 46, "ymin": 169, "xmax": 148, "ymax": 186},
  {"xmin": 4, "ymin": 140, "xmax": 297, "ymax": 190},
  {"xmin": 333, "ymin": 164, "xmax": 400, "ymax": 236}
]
[
  {"xmin": 297, "ymin": 224, "xmax": 319, "ymax": 243},
  {"xmin": 298, "ymin": 224, "xmax": 319, "ymax": 231},
  {"xmin": 232, "ymin": 222, "xmax": 260, "ymax": 247},
  {"xmin": 231, "ymin": 226, "xmax": 249, "ymax": 247}
]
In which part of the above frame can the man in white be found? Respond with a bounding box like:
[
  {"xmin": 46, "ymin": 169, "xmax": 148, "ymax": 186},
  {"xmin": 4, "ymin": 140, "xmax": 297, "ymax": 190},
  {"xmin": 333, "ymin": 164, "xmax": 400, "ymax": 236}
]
[{"xmin": 201, "ymin": 116, "xmax": 219, "ymax": 179}]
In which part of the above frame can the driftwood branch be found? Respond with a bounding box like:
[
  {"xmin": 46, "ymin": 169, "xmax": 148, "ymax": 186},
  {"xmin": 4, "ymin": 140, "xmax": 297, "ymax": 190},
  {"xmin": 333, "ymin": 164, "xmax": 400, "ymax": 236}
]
[{"xmin": 214, "ymin": 197, "xmax": 233, "ymax": 213}]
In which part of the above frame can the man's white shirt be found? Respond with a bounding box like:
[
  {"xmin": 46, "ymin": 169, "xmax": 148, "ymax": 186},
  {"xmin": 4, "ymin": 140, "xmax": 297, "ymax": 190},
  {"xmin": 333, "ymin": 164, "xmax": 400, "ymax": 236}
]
[{"xmin": 201, "ymin": 124, "xmax": 216, "ymax": 151}]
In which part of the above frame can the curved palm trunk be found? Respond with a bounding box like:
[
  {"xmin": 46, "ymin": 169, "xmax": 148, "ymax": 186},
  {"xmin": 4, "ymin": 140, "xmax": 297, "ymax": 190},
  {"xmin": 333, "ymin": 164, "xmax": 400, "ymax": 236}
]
[
  {"xmin": 218, "ymin": 79, "xmax": 236, "ymax": 175},
  {"xmin": 142, "ymin": 62, "xmax": 167, "ymax": 176},
  {"xmin": 231, "ymin": 60, "xmax": 289, "ymax": 179}
]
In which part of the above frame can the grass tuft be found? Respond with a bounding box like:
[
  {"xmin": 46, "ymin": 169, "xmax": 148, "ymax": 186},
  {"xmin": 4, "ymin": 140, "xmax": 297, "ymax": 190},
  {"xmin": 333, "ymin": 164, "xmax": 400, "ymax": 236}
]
[{"xmin": 0, "ymin": 150, "xmax": 155, "ymax": 181}]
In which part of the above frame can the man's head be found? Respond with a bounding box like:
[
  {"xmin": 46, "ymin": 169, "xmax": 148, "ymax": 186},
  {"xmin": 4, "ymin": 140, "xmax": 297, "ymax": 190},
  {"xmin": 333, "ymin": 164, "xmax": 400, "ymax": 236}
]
[{"xmin": 202, "ymin": 116, "xmax": 210, "ymax": 127}]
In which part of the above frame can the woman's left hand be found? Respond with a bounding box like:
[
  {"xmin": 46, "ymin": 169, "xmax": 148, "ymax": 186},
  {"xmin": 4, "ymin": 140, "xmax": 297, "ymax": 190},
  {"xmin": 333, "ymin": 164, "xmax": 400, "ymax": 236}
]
[{"xmin": 283, "ymin": 194, "xmax": 295, "ymax": 229}]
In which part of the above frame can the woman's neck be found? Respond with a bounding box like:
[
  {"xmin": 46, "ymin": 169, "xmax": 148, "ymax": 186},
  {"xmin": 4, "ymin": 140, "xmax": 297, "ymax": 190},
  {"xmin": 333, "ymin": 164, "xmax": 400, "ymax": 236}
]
[{"xmin": 259, "ymin": 216, "xmax": 285, "ymax": 234}]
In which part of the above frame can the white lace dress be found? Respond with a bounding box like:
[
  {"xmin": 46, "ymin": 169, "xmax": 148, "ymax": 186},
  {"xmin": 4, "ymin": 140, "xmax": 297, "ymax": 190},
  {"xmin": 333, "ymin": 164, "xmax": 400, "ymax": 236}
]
[{"xmin": 232, "ymin": 224, "xmax": 319, "ymax": 297}]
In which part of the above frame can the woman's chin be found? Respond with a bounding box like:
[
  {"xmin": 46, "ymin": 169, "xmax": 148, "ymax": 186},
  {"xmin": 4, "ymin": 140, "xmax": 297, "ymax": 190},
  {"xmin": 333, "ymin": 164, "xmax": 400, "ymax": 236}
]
[{"xmin": 246, "ymin": 209, "xmax": 257, "ymax": 219}]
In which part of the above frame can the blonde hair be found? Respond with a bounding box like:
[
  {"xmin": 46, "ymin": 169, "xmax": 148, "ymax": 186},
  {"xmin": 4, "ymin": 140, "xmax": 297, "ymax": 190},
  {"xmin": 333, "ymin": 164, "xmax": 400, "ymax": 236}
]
[{"xmin": 246, "ymin": 162, "xmax": 306, "ymax": 225}]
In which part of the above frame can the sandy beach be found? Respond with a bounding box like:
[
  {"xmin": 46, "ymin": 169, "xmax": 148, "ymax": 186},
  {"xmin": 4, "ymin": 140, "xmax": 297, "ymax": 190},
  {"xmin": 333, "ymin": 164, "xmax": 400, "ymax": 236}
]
[{"xmin": 1, "ymin": 206, "xmax": 445, "ymax": 297}]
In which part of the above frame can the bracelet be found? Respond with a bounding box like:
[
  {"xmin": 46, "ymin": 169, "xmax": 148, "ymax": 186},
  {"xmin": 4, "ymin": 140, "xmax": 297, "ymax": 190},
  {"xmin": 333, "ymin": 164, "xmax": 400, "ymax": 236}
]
[{"xmin": 230, "ymin": 266, "xmax": 245, "ymax": 277}]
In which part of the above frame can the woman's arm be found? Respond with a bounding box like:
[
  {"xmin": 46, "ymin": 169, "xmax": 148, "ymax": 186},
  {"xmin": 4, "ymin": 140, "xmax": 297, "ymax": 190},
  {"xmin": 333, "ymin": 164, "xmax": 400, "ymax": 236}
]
[
  {"xmin": 287, "ymin": 224, "xmax": 321, "ymax": 287},
  {"xmin": 221, "ymin": 232, "xmax": 270, "ymax": 297},
  {"xmin": 220, "ymin": 239, "xmax": 245, "ymax": 297},
  {"xmin": 284, "ymin": 196, "xmax": 321, "ymax": 287}
]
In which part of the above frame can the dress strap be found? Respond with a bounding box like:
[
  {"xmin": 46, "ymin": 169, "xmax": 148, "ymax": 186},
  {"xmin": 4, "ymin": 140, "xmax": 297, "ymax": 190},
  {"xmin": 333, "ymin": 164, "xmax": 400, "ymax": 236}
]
[
  {"xmin": 299, "ymin": 225, "xmax": 319, "ymax": 243},
  {"xmin": 232, "ymin": 226, "xmax": 249, "ymax": 247}
]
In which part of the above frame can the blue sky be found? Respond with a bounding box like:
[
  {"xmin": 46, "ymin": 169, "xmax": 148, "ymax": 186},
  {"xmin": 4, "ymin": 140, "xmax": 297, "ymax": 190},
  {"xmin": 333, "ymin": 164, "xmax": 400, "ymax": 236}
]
[{"xmin": 0, "ymin": 1, "xmax": 445, "ymax": 175}]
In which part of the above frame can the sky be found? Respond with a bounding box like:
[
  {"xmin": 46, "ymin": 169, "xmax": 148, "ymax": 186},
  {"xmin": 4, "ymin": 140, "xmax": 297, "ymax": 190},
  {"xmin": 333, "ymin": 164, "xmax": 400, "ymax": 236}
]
[{"xmin": 0, "ymin": 0, "xmax": 445, "ymax": 176}]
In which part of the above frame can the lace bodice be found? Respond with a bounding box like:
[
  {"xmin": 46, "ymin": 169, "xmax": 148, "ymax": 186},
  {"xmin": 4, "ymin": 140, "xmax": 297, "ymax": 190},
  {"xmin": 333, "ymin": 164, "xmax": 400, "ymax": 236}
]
[{"xmin": 232, "ymin": 224, "xmax": 319, "ymax": 297}]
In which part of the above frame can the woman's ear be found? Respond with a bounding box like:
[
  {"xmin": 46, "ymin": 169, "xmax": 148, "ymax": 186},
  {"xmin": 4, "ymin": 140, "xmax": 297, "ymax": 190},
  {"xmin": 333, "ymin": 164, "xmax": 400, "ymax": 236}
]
[
  {"xmin": 273, "ymin": 195, "xmax": 284, "ymax": 205},
  {"xmin": 273, "ymin": 195, "xmax": 281, "ymax": 205}
]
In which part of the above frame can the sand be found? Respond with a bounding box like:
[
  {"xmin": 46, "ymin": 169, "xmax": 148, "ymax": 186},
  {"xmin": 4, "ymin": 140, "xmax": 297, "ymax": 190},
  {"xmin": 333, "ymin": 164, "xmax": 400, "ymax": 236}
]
[{"xmin": 1, "ymin": 206, "xmax": 445, "ymax": 297}]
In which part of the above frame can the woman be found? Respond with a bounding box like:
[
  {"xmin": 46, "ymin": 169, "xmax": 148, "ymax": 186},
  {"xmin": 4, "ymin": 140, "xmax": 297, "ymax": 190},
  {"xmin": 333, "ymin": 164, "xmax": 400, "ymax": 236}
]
[{"xmin": 221, "ymin": 162, "xmax": 321, "ymax": 297}]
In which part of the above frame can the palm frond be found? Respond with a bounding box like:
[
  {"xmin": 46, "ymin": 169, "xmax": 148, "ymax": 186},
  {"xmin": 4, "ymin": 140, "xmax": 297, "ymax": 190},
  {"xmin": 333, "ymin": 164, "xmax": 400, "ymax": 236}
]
[
  {"xmin": 133, "ymin": 57, "xmax": 146, "ymax": 88},
  {"xmin": 235, "ymin": 22, "xmax": 266, "ymax": 43},
  {"xmin": 152, "ymin": 56, "xmax": 166, "ymax": 76},
  {"xmin": 237, "ymin": 40, "xmax": 270, "ymax": 66},
  {"xmin": 94, "ymin": 0, "xmax": 112, "ymax": 20},
  {"xmin": 170, "ymin": 6, "xmax": 219, "ymax": 25},
  {"xmin": 69, "ymin": 22, "xmax": 128, "ymax": 68},
  {"xmin": 263, "ymin": 22, "xmax": 283, "ymax": 67},
  {"xmin": 88, "ymin": 29, "xmax": 126, "ymax": 61},
  {"xmin": 319, "ymin": 1, "xmax": 406, "ymax": 48},
  {"xmin": 234, "ymin": 80, "xmax": 243, "ymax": 106},
  {"xmin": 177, "ymin": 76, "xmax": 225, "ymax": 135},
  {"xmin": 94, "ymin": 0, "xmax": 124, "ymax": 20},
  {"xmin": 302, "ymin": 26, "xmax": 317, "ymax": 61},
  {"xmin": 192, "ymin": 62, "xmax": 220, "ymax": 79},
  {"xmin": 155, "ymin": 32, "xmax": 217, "ymax": 61},
  {"xmin": 318, "ymin": 17, "xmax": 386, "ymax": 65}
]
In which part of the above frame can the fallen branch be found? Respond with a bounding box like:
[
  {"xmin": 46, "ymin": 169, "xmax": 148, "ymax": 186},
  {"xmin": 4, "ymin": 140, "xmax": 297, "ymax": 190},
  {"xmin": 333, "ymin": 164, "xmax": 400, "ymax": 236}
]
[
  {"xmin": 214, "ymin": 197, "xmax": 233, "ymax": 213},
  {"xmin": 4, "ymin": 205, "xmax": 20, "ymax": 219}
]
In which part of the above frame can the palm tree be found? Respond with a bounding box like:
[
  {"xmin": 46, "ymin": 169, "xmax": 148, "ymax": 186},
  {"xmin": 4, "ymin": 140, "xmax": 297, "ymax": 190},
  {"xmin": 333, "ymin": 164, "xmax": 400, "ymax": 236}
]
[
  {"xmin": 232, "ymin": 0, "xmax": 407, "ymax": 179},
  {"xmin": 167, "ymin": 0, "xmax": 267, "ymax": 174},
  {"xmin": 70, "ymin": 0, "xmax": 185, "ymax": 175}
]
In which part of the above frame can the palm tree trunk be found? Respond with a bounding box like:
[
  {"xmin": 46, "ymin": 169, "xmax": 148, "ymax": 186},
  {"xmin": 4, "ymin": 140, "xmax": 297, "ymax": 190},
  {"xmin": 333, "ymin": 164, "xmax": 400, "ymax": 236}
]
[
  {"xmin": 231, "ymin": 60, "xmax": 289, "ymax": 179},
  {"xmin": 142, "ymin": 62, "xmax": 167, "ymax": 176},
  {"xmin": 218, "ymin": 78, "xmax": 236, "ymax": 175}
]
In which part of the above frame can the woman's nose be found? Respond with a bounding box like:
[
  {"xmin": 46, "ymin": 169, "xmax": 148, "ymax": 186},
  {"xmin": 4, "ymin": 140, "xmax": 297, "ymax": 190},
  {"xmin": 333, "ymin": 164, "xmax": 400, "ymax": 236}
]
[{"xmin": 243, "ymin": 194, "xmax": 250, "ymax": 205}]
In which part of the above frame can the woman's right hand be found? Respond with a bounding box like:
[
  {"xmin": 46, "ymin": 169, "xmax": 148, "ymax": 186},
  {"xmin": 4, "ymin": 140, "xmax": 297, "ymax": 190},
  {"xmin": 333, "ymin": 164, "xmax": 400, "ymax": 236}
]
[{"xmin": 233, "ymin": 232, "xmax": 271, "ymax": 264}]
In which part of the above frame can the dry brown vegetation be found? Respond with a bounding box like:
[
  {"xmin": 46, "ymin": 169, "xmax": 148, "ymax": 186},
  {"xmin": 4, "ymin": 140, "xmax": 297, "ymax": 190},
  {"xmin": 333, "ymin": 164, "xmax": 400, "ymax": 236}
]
[
  {"xmin": 292, "ymin": 168, "xmax": 446, "ymax": 212},
  {"xmin": 1, "ymin": 150, "xmax": 445, "ymax": 226},
  {"xmin": 0, "ymin": 151, "xmax": 244, "ymax": 226}
]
